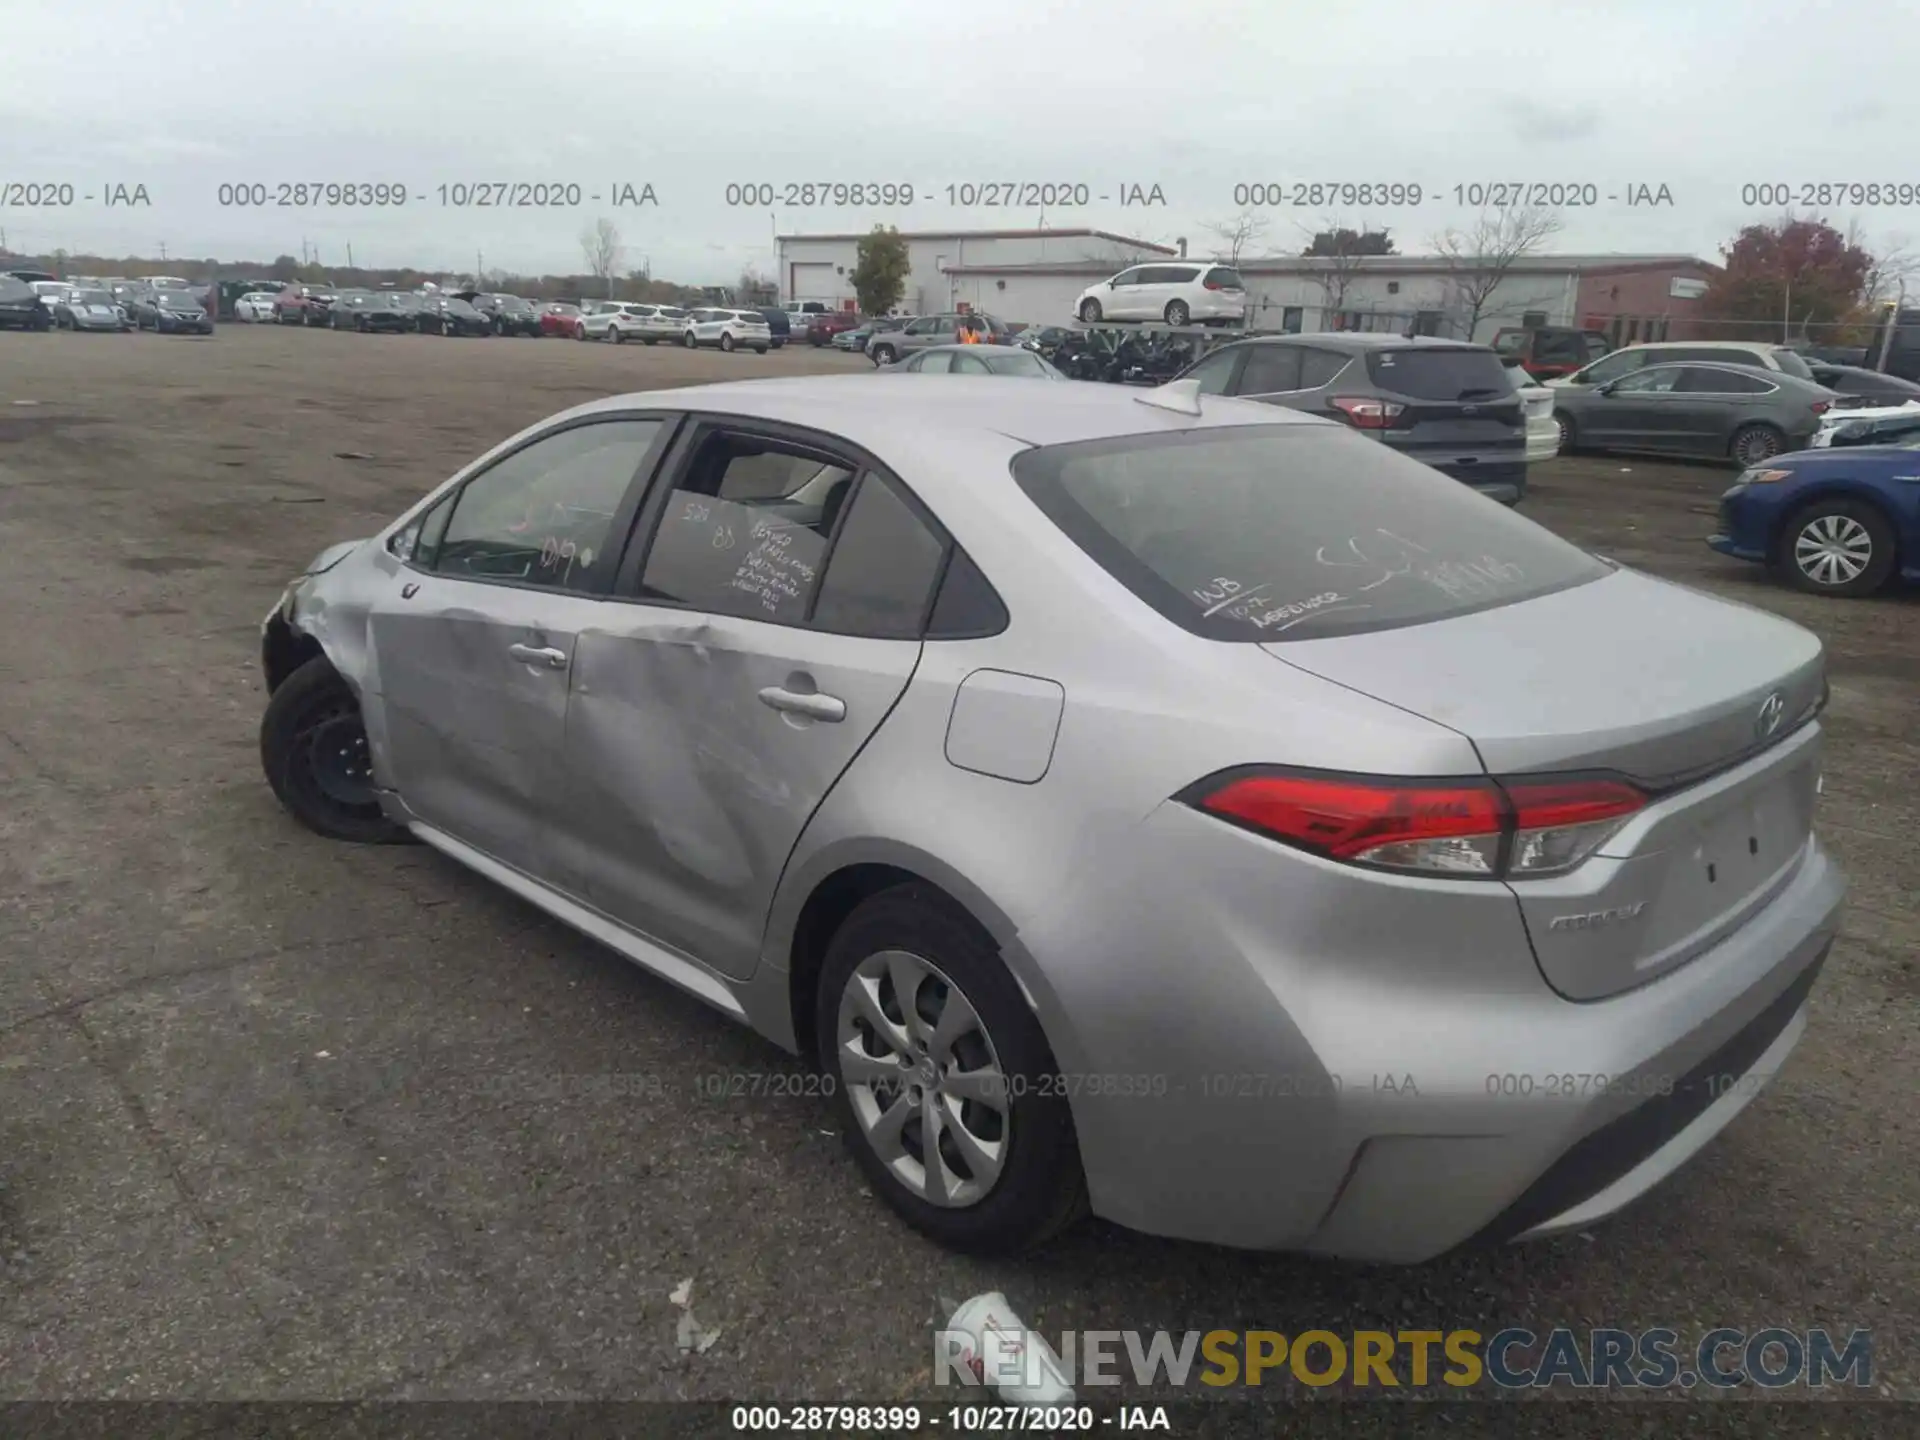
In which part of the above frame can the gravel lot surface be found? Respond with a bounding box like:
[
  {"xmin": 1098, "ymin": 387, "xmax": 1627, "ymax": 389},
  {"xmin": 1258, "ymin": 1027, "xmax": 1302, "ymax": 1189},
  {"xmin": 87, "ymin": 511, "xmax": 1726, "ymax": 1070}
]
[{"xmin": 0, "ymin": 325, "xmax": 1912, "ymax": 1420}]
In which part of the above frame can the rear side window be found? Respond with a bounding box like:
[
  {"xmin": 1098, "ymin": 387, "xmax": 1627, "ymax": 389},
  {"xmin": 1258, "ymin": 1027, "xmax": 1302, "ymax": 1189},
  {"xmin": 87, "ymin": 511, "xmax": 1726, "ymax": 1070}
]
[
  {"xmin": 810, "ymin": 476, "xmax": 948, "ymax": 637},
  {"xmin": 1011, "ymin": 426, "xmax": 1609, "ymax": 642},
  {"xmin": 1365, "ymin": 347, "xmax": 1512, "ymax": 400},
  {"xmin": 1238, "ymin": 346, "xmax": 1302, "ymax": 393},
  {"xmin": 1678, "ymin": 367, "xmax": 1771, "ymax": 394},
  {"xmin": 1298, "ymin": 349, "xmax": 1350, "ymax": 388}
]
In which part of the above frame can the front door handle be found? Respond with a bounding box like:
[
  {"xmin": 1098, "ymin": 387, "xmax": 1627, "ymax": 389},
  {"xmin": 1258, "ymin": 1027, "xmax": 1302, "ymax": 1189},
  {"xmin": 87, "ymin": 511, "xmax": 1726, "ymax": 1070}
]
[
  {"xmin": 508, "ymin": 643, "xmax": 569, "ymax": 670},
  {"xmin": 757, "ymin": 686, "xmax": 846, "ymax": 722}
]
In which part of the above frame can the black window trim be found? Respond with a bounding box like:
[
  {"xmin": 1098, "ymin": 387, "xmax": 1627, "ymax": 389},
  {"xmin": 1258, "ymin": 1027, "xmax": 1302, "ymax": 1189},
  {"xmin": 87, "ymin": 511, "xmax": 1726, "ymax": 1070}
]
[
  {"xmin": 1180, "ymin": 341, "xmax": 1253, "ymax": 391},
  {"xmin": 386, "ymin": 411, "xmax": 684, "ymax": 598},
  {"xmin": 610, "ymin": 412, "xmax": 1006, "ymax": 641}
]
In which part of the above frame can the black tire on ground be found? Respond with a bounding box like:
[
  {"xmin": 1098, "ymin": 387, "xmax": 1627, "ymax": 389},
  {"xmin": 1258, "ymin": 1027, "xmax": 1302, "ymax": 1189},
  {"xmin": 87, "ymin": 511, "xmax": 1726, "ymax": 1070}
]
[
  {"xmin": 1776, "ymin": 498, "xmax": 1899, "ymax": 598},
  {"xmin": 1164, "ymin": 300, "xmax": 1190, "ymax": 326},
  {"xmin": 814, "ymin": 883, "xmax": 1089, "ymax": 1255},
  {"xmin": 754, "ymin": 345, "xmax": 768, "ymax": 354},
  {"xmin": 259, "ymin": 655, "xmax": 411, "ymax": 844},
  {"xmin": 1079, "ymin": 298, "xmax": 1102, "ymax": 322},
  {"xmin": 610, "ymin": 326, "xmax": 625, "ymax": 344}
]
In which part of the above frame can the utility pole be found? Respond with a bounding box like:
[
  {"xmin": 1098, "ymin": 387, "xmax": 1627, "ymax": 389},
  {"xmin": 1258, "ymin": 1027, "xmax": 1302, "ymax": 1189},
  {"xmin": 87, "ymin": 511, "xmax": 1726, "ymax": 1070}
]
[
  {"xmin": 159, "ymin": 241, "xmax": 168, "ymax": 260},
  {"xmin": 347, "ymin": 242, "xmax": 354, "ymax": 268}
]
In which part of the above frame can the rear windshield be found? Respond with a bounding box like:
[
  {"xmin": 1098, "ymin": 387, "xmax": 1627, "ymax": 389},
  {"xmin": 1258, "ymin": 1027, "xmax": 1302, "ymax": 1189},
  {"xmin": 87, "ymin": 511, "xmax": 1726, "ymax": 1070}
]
[
  {"xmin": 1011, "ymin": 426, "xmax": 1609, "ymax": 642},
  {"xmin": 1769, "ymin": 349, "xmax": 1814, "ymax": 380},
  {"xmin": 0, "ymin": 277, "xmax": 33, "ymax": 300},
  {"xmin": 1365, "ymin": 347, "xmax": 1513, "ymax": 400},
  {"xmin": 1203, "ymin": 267, "xmax": 1244, "ymax": 290}
]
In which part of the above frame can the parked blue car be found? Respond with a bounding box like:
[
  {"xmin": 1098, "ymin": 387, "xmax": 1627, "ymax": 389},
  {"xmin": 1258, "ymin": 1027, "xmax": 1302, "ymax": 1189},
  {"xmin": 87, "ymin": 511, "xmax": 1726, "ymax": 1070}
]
[{"xmin": 1708, "ymin": 440, "xmax": 1920, "ymax": 597}]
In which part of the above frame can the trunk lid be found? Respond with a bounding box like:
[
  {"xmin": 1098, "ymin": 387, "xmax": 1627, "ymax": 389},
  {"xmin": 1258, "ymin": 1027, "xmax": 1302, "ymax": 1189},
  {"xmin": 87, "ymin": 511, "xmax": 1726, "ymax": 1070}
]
[{"xmin": 1265, "ymin": 567, "xmax": 1827, "ymax": 999}]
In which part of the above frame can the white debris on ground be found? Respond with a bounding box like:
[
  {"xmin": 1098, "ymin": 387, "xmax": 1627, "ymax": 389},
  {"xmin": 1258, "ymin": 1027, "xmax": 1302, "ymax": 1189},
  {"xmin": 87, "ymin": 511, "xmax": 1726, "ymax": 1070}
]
[{"xmin": 670, "ymin": 1277, "xmax": 722, "ymax": 1355}]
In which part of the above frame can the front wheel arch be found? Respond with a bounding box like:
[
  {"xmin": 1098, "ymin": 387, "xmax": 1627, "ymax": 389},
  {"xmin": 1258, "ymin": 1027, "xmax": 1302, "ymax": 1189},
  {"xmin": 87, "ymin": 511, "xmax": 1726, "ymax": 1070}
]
[{"xmin": 1774, "ymin": 492, "xmax": 1901, "ymax": 595}]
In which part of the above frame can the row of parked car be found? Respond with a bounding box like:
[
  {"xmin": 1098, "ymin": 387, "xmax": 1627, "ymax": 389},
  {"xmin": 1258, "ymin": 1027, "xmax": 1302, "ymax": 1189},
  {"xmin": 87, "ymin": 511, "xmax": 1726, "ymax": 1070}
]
[
  {"xmin": 858, "ymin": 319, "xmax": 1918, "ymax": 598},
  {"xmin": 0, "ymin": 271, "xmax": 216, "ymax": 334}
]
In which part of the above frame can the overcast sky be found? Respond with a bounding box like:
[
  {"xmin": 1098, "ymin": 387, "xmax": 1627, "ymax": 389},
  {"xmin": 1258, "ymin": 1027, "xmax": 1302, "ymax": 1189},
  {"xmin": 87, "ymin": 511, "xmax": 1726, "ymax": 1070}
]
[{"xmin": 3, "ymin": 0, "xmax": 1913, "ymax": 281}]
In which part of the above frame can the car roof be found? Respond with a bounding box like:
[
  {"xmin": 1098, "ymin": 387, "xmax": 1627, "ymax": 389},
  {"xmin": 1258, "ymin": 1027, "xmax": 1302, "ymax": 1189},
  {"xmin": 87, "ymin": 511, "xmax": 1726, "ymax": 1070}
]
[
  {"xmin": 1618, "ymin": 340, "xmax": 1785, "ymax": 352},
  {"xmin": 558, "ymin": 374, "xmax": 1323, "ymax": 452},
  {"xmin": 1228, "ymin": 332, "xmax": 1488, "ymax": 351}
]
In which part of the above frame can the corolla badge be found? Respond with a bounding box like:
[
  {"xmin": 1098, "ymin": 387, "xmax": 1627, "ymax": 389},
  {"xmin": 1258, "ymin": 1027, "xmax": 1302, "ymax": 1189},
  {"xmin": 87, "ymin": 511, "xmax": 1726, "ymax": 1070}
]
[
  {"xmin": 1547, "ymin": 901, "xmax": 1648, "ymax": 932},
  {"xmin": 1755, "ymin": 691, "xmax": 1787, "ymax": 739}
]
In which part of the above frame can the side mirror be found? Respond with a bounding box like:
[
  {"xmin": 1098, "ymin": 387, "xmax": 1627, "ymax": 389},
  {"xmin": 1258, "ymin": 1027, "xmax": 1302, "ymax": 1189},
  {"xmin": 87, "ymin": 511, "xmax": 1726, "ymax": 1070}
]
[{"xmin": 1595, "ymin": 381, "xmax": 1618, "ymax": 396}]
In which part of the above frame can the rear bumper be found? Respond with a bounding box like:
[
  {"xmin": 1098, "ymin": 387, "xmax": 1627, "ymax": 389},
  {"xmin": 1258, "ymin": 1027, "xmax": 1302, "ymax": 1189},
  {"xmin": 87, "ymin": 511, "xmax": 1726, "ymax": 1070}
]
[{"xmin": 1031, "ymin": 791, "xmax": 1844, "ymax": 1260}]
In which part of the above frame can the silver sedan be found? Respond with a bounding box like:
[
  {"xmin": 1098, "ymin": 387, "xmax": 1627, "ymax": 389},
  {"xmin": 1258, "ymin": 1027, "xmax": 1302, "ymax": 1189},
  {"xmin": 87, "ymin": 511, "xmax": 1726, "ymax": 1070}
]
[
  {"xmin": 884, "ymin": 344, "xmax": 1066, "ymax": 378},
  {"xmin": 259, "ymin": 376, "xmax": 1843, "ymax": 1258}
]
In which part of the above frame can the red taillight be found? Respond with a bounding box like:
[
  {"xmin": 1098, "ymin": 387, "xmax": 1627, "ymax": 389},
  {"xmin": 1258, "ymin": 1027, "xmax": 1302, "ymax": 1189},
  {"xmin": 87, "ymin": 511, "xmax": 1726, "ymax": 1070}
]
[
  {"xmin": 1329, "ymin": 396, "xmax": 1407, "ymax": 430},
  {"xmin": 1810, "ymin": 400, "xmax": 1831, "ymax": 414},
  {"xmin": 1187, "ymin": 771, "xmax": 1647, "ymax": 880},
  {"xmin": 1204, "ymin": 280, "xmax": 1222, "ymax": 290}
]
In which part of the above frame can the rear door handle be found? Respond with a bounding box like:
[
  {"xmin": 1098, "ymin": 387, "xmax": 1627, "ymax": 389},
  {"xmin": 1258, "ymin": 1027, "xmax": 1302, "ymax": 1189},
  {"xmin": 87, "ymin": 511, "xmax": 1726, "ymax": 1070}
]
[
  {"xmin": 507, "ymin": 643, "xmax": 569, "ymax": 670},
  {"xmin": 757, "ymin": 686, "xmax": 846, "ymax": 722}
]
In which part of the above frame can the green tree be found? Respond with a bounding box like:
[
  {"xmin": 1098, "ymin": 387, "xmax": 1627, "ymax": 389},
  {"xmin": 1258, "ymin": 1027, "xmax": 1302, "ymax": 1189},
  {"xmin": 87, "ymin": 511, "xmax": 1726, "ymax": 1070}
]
[
  {"xmin": 851, "ymin": 225, "xmax": 909, "ymax": 316},
  {"xmin": 270, "ymin": 254, "xmax": 300, "ymax": 280},
  {"xmin": 1701, "ymin": 218, "xmax": 1874, "ymax": 341}
]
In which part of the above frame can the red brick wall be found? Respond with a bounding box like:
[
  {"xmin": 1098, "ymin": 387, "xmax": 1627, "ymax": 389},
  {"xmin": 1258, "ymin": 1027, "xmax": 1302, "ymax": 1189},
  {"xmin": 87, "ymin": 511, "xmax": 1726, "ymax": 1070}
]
[{"xmin": 1573, "ymin": 264, "xmax": 1718, "ymax": 343}]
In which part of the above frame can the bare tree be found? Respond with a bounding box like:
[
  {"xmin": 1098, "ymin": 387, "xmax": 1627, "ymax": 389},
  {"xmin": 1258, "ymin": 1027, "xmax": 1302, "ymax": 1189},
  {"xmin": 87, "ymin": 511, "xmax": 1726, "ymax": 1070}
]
[
  {"xmin": 1428, "ymin": 206, "xmax": 1564, "ymax": 341},
  {"xmin": 1200, "ymin": 209, "xmax": 1270, "ymax": 266},
  {"xmin": 1296, "ymin": 216, "xmax": 1395, "ymax": 326},
  {"xmin": 580, "ymin": 218, "xmax": 621, "ymax": 299},
  {"xmin": 736, "ymin": 263, "xmax": 773, "ymax": 306}
]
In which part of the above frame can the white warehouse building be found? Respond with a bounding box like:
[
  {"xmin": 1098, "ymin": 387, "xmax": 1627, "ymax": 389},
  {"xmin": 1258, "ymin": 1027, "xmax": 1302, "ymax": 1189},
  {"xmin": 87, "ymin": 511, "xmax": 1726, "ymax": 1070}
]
[
  {"xmin": 776, "ymin": 228, "xmax": 1718, "ymax": 345},
  {"xmin": 774, "ymin": 228, "xmax": 1179, "ymax": 315}
]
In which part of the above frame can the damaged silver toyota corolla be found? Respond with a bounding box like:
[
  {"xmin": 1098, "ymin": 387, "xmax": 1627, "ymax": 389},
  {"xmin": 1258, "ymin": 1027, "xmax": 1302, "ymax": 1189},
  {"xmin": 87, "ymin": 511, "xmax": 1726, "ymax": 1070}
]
[{"xmin": 261, "ymin": 375, "xmax": 1844, "ymax": 1259}]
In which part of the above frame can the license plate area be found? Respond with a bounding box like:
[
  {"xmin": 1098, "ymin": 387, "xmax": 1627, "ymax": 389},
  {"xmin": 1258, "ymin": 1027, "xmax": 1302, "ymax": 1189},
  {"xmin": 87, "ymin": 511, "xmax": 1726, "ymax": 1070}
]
[{"xmin": 1676, "ymin": 766, "xmax": 1814, "ymax": 909}]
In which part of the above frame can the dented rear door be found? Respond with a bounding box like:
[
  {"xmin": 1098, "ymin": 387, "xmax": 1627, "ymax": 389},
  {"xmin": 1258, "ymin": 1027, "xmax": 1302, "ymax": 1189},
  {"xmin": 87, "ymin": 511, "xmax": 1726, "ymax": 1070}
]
[{"xmin": 551, "ymin": 468, "xmax": 934, "ymax": 981}]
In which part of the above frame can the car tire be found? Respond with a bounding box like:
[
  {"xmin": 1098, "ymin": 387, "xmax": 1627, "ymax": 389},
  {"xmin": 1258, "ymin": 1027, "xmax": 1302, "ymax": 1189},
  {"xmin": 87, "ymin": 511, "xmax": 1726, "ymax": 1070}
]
[
  {"xmin": 1778, "ymin": 498, "xmax": 1898, "ymax": 598},
  {"xmin": 1729, "ymin": 423, "xmax": 1786, "ymax": 467},
  {"xmin": 1079, "ymin": 298, "xmax": 1102, "ymax": 323},
  {"xmin": 1554, "ymin": 412, "xmax": 1578, "ymax": 454},
  {"xmin": 1164, "ymin": 300, "xmax": 1190, "ymax": 326},
  {"xmin": 870, "ymin": 343, "xmax": 897, "ymax": 365},
  {"xmin": 815, "ymin": 883, "xmax": 1089, "ymax": 1255},
  {"xmin": 609, "ymin": 325, "xmax": 624, "ymax": 344},
  {"xmin": 754, "ymin": 345, "xmax": 768, "ymax": 354},
  {"xmin": 720, "ymin": 333, "xmax": 736, "ymax": 352},
  {"xmin": 259, "ymin": 656, "xmax": 410, "ymax": 845},
  {"xmin": 809, "ymin": 335, "xmax": 825, "ymax": 347},
  {"xmin": 683, "ymin": 331, "xmax": 697, "ymax": 348},
  {"xmin": 642, "ymin": 337, "xmax": 657, "ymax": 345}
]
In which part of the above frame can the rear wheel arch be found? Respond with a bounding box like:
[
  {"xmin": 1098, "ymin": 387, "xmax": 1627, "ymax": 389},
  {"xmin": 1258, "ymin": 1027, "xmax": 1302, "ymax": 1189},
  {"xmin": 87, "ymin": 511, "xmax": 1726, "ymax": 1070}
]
[{"xmin": 784, "ymin": 861, "xmax": 1033, "ymax": 1068}]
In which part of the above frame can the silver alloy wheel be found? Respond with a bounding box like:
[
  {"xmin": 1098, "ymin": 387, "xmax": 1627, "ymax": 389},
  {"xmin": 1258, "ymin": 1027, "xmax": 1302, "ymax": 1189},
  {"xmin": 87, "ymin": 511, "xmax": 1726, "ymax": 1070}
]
[
  {"xmin": 1794, "ymin": 513, "xmax": 1873, "ymax": 586},
  {"xmin": 835, "ymin": 949, "xmax": 1010, "ymax": 1208},
  {"xmin": 1554, "ymin": 414, "xmax": 1572, "ymax": 450},
  {"xmin": 1733, "ymin": 426, "xmax": 1781, "ymax": 465}
]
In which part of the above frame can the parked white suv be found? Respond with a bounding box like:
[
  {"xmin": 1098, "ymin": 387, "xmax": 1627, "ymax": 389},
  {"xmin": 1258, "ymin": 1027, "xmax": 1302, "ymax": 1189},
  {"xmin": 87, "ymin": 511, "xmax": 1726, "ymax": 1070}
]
[
  {"xmin": 1547, "ymin": 341, "xmax": 1817, "ymax": 389},
  {"xmin": 577, "ymin": 301, "xmax": 675, "ymax": 344},
  {"xmin": 1075, "ymin": 262, "xmax": 1247, "ymax": 326},
  {"xmin": 683, "ymin": 307, "xmax": 772, "ymax": 353}
]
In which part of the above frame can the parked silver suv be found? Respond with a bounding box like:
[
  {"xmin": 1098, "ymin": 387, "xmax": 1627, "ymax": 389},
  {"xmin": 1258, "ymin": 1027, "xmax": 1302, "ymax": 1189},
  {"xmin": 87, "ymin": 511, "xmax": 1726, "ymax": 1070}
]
[
  {"xmin": 866, "ymin": 314, "xmax": 1010, "ymax": 365},
  {"xmin": 1548, "ymin": 341, "xmax": 1817, "ymax": 390}
]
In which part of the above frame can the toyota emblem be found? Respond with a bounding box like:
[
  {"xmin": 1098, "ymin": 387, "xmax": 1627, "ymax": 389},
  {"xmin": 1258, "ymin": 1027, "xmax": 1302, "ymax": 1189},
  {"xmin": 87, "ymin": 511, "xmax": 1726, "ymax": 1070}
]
[{"xmin": 1756, "ymin": 691, "xmax": 1786, "ymax": 739}]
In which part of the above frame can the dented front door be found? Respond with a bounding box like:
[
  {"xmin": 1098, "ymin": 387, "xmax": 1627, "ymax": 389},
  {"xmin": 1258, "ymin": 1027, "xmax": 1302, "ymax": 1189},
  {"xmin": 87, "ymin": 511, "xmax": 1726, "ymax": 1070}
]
[{"xmin": 550, "ymin": 609, "xmax": 921, "ymax": 980}]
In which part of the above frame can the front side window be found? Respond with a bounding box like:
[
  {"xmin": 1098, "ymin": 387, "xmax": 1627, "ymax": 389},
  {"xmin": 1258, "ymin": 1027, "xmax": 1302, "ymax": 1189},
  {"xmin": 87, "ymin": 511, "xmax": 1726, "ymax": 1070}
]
[
  {"xmin": 1579, "ymin": 349, "xmax": 1650, "ymax": 385},
  {"xmin": 1183, "ymin": 348, "xmax": 1242, "ymax": 395},
  {"xmin": 1610, "ymin": 366, "xmax": 1682, "ymax": 394},
  {"xmin": 1012, "ymin": 426, "xmax": 1609, "ymax": 642},
  {"xmin": 637, "ymin": 432, "xmax": 854, "ymax": 624},
  {"xmin": 1109, "ymin": 269, "xmax": 1143, "ymax": 287},
  {"xmin": 432, "ymin": 419, "xmax": 662, "ymax": 591},
  {"xmin": 1238, "ymin": 345, "xmax": 1303, "ymax": 394}
]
